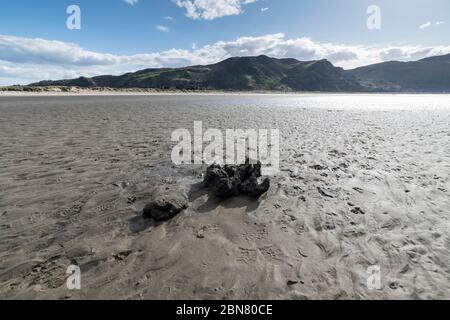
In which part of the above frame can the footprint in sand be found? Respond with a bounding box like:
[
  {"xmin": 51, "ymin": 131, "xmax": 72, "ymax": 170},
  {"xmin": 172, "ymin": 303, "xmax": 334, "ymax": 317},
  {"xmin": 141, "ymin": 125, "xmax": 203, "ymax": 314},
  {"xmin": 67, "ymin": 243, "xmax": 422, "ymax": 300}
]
[
  {"xmin": 258, "ymin": 245, "xmax": 284, "ymax": 264},
  {"xmin": 237, "ymin": 247, "xmax": 258, "ymax": 264}
]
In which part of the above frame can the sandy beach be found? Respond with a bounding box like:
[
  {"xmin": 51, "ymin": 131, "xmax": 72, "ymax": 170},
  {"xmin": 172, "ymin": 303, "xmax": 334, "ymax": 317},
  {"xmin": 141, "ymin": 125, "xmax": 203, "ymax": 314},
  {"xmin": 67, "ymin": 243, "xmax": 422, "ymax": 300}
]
[{"xmin": 0, "ymin": 94, "xmax": 449, "ymax": 300}]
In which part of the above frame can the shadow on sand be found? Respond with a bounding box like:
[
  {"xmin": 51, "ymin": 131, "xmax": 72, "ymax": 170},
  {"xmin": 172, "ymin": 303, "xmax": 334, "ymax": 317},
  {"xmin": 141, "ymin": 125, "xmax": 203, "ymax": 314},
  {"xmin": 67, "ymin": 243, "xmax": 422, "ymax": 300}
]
[
  {"xmin": 189, "ymin": 181, "xmax": 263, "ymax": 214},
  {"xmin": 129, "ymin": 180, "xmax": 264, "ymax": 233}
]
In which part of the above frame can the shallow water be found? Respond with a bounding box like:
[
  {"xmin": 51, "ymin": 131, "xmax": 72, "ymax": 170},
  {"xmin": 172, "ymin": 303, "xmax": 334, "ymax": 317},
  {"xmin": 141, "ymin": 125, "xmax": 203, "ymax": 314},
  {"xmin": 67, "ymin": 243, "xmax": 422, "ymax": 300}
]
[{"xmin": 2, "ymin": 93, "xmax": 450, "ymax": 111}]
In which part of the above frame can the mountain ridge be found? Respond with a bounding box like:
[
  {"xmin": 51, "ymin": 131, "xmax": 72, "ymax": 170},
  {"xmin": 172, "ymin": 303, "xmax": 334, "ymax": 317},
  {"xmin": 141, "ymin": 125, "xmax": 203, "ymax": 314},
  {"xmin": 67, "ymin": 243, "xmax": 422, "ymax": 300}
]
[
  {"xmin": 30, "ymin": 54, "xmax": 450, "ymax": 93},
  {"xmin": 347, "ymin": 53, "xmax": 450, "ymax": 92}
]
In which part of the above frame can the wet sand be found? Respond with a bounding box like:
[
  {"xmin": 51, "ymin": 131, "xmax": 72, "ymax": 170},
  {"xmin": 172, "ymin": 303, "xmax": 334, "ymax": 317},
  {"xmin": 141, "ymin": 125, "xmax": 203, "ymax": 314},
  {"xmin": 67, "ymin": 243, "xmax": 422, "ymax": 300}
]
[{"xmin": 0, "ymin": 94, "xmax": 449, "ymax": 299}]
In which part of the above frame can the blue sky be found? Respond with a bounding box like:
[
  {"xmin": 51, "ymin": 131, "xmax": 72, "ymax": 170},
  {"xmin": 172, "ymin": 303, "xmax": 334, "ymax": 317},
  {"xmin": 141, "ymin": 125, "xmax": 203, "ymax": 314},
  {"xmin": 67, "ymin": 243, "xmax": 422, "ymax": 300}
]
[{"xmin": 1, "ymin": 0, "xmax": 450, "ymax": 85}]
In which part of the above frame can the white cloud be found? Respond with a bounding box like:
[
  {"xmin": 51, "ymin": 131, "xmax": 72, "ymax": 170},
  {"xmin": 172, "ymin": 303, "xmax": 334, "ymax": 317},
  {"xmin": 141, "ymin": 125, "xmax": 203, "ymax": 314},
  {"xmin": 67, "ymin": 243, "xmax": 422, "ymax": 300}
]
[
  {"xmin": 156, "ymin": 25, "xmax": 170, "ymax": 32},
  {"xmin": 2, "ymin": 33, "xmax": 450, "ymax": 85},
  {"xmin": 124, "ymin": 0, "xmax": 138, "ymax": 5},
  {"xmin": 419, "ymin": 21, "xmax": 446, "ymax": 30},
  {"xmin": 174, "ymin": 0, "xmax": 258, "ymax": 20},
  {"xmin": 261, "ymin": 7, "xmax": 269, "ymax": 12},
  {"xmin": 164, "ymin": 16, "xmax": 174, "ymax": 20},
  {"xmin": 419, "ymin": 22, "xmax": 432, "ymax": 30}
]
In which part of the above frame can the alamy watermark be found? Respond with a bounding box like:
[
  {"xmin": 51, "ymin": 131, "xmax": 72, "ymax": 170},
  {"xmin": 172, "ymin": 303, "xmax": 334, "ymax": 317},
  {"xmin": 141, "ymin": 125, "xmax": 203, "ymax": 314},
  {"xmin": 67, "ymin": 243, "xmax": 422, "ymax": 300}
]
[
  {"xmin": 366, "ymin": 265, "xmax": 382, "ymax": 290},
  {"xmin": 171, "ymin": 121, "xmax": 280, "ymax": 176},
  {"xmin": 66, "ymin": 265, "xmax": 81, "ymax": 290},
  {"xmin": 65, "ymin": 5, "xmax": 381, "ymax": 32},
  {"xmin": 367, "ymin": 5, "xmax": 381, "ymax": 30},
  {"xmin": 67, "ymin": 5, "xmax": 81, "ymax": 30}
]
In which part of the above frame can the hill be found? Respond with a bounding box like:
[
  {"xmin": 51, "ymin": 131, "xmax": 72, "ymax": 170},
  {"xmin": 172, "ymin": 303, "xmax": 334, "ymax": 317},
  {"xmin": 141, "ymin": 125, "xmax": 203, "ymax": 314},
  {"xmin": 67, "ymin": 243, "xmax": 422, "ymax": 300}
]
[
  {"xmin": 346, "ymin": 54, "xmax": 450, "ymax": 92},
  {"xmin": 30, "ymin": 54, "xmax": 450, "ymax": 92},
  {"xmin": 30, "ymin": 55, "xmax": 362, "ymax": 92}
]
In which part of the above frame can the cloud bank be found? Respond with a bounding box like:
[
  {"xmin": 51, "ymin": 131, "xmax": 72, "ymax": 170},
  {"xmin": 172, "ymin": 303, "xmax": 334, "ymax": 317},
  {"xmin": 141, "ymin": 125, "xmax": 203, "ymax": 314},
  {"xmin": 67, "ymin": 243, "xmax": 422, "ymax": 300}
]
[{"xmin": 1, "ymin": 33, "xmax": 450, "ymax": 85}]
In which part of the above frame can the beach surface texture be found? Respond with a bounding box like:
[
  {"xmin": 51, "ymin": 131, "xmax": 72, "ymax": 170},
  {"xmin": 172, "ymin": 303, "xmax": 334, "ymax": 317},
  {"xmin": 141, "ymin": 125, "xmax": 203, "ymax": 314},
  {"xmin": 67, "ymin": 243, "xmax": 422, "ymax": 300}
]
[{"xmin": 0, "ymin": 94, "xmax": 449, "ymax": 299}]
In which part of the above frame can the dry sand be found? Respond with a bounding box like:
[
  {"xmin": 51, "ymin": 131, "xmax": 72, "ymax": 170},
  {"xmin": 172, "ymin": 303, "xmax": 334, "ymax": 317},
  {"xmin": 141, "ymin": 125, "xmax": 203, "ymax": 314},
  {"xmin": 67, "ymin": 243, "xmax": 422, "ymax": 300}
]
[{"xmin": 0, "ymin": 94, "xmax": 449, "ymax": 300}]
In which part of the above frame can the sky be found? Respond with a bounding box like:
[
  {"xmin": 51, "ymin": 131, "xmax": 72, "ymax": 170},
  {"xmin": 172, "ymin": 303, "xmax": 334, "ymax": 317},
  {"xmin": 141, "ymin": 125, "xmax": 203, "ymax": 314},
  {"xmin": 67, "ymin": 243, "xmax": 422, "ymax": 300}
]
[{"xmin": 1, "ymin": 0, "xmax": 450, "ymax": 85}]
